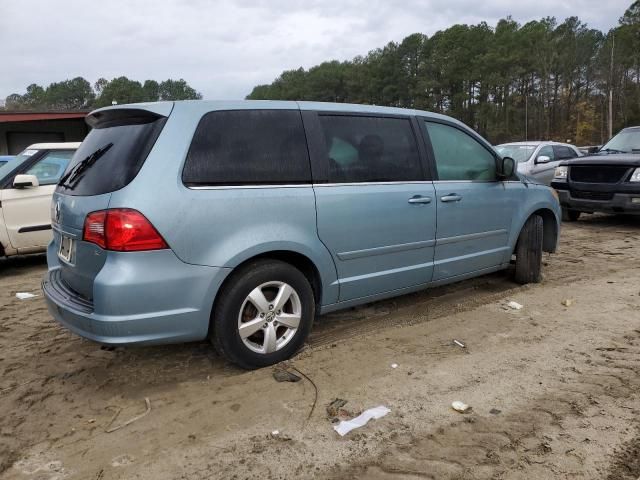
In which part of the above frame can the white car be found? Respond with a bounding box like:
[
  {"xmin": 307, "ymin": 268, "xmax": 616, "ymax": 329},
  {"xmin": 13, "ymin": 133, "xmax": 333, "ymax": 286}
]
[
  {"xmin": 496, "ymin": 141, "xmax": 582, "ymax": 185},
  {"xmin": 0, "ymin": 143, "xmax": 79, "ymax": 258}
]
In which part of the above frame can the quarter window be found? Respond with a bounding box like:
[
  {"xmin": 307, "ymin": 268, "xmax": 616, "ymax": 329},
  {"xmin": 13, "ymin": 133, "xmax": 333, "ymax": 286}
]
[
  {"xmin": 25, "ymin": 150, "xmax": 74, "ymax": 186},
  {"xmin": 183, "ymin": 110, "xmax": 311, "ymax": 186},
  {"xmin": 424, "ymin": 122, "xmax": 496, "ymax": 181},
  {"xmin": 318, "ymin": 115, "xmax": 422, "ymax": 183}
]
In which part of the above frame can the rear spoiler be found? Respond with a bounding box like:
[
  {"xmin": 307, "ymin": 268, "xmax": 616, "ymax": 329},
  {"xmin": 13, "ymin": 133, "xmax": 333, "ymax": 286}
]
[{"xmin": 86, "ymin": 108, "xmax": 166, "ymax": 129}]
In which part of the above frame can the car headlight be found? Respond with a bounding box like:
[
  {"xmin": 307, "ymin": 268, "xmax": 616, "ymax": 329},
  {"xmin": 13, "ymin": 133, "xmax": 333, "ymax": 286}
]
[
  {"xmin": 630, "ymin": 168, "xmax": 640, "ymax": 182},
  {"xmin": 554, "ymin": 166, "xmax": 568, "ymax": 179}
]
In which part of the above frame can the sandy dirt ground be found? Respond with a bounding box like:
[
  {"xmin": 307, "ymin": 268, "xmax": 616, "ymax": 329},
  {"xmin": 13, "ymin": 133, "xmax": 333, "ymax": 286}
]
[{"xmin": 1, "ymin": 214, "xmax": 639, "ymax": 480}]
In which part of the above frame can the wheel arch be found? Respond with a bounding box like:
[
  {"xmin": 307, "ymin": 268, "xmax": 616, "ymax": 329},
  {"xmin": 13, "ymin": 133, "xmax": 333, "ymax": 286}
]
[
  {"xmin": 535, "ymin": 208, "xmax": 559, "ymax": 253},
  {"xmin": 238, "ymin": 250, "xmax": 324, "ymax": 308},
  {"xmin": 516, "ymin": 208, "xmax": 559, "ymax": 254},
  {"xmin": 209, "ymin": 248, "xmax": 330, "ymax": 335}
]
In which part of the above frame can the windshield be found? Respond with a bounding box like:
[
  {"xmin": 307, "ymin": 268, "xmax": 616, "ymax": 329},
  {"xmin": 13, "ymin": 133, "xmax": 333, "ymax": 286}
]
[
  {"xmin": 0, "ymin": 149, "xmax": 39, "ymax": 180},
  {"xmin": 496, "ymin": 144, "xmax": 536, "ymax": 163},
  {"xmin": 600, "ymin": 129, "xmax": 640, "ymax": 154}
]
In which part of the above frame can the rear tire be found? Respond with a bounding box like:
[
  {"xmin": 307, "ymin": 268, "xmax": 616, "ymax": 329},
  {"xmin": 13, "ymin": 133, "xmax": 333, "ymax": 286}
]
[
  {"xmin": 514, "ymin": 215, "xmax": 543, "ymax": 285},
  {"xmin": 561, "ymin": 208, "xmax": 581, "ymax": 222},
  {"xmin": 211, "ymin": 259, "xmax": 315, "ymax": 369}
]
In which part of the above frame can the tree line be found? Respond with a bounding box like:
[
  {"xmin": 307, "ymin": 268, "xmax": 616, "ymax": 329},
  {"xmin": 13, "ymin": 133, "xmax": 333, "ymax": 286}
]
[
  {"xmin": 3, "ymin": 76, "xmax": 201, "ymax": 111},
  {"xmin": 248, "ymin": 2, "xmax": 640, "ymax": 145}
]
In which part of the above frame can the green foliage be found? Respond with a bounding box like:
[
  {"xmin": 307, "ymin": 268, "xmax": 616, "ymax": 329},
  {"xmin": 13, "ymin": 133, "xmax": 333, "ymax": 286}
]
[
  {"xmin": 5, "ymin": 76, "xmax": 201, "ymax": 111},
  {"xmin": 92, "ymin": 76, "xmax": 144, "ymax": 107},
  {"xmin": 158, "ymin": 79, "xmax": 202, "ymax": 101},
  {"xmin": 45, "ymin": 77, "xmax": 95, "ymax": 109},
  {"xmin": 248, "ymin": 3, "xmax": 640, "ymax": 145}
]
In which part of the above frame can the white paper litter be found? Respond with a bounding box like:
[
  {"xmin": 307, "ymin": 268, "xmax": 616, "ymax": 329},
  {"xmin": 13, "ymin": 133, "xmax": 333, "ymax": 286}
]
[
  {"xmin": 451, "ymin": 400, "xmax": 471, "ymax": 413},
  {"xmin": 16, "ymin": 292, "xmax": 38, "ymax": 300},
  {"xmin": 506, "ymin": 301, "xmax": 523, "ymax": 310},
  {"xmin": 333, "ymin": 406, "xmax": 390, "ymax": 436},
  {"xmin": 390, "ymin": 363, "xmax": 398, "ymax": 369}
]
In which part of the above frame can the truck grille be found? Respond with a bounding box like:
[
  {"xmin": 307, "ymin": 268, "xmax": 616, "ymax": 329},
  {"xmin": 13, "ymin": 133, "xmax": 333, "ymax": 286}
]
[
  {"xmin": 569, "ymin": 165, "xmax": 629, "ymax": 183},
  {"xmin": 570, "ymin": 191, "xmax": 614, "ymax": 201}
]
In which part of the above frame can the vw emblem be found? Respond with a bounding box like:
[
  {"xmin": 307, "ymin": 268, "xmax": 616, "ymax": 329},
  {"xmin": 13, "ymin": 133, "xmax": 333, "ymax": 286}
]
[{"xmin": 54, "ymin": 201, "xmax": 61, "ymax": 223}]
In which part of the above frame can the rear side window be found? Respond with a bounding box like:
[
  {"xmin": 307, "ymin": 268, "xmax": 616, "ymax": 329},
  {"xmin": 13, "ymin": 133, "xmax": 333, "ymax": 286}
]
[
  {"xmin": 57, "ymin": 111, "xmax": 166, "ymax": 196},
  {"xmin": 183, "ymin": 110, "xmax": 310, "ymax": 186},
  {"xmin": 318, "ymin": 115, "xmax": 422, "ymax": 183}
]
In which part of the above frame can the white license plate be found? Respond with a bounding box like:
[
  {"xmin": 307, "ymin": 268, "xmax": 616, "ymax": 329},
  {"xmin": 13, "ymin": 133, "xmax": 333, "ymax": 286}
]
[{"xmin": 58, "ymin": 235, "xmax": 74, "ymax": 263}]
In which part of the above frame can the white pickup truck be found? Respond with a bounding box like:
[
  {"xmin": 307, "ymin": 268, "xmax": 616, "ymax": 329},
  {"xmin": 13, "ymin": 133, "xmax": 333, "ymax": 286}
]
[{"xmin": 0, "ymin": 143, "xmax": 79, "ymax": 258}]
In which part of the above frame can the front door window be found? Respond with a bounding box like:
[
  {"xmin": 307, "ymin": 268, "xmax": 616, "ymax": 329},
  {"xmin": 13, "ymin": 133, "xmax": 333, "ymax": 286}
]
[{"xmin": 24, "ymin": 150, "xmax": 74, "ymax": 186}]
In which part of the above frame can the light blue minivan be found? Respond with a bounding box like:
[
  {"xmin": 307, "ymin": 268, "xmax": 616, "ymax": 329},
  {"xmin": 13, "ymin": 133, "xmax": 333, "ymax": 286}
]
[{"xmin": 43, "ymin": 101, "xmax": 561, "ymax": 368}]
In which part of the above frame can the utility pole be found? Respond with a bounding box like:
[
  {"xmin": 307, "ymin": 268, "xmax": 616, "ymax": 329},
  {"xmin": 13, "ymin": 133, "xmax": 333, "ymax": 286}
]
[
  {"xmin": 525, "ymin": 91, "xmax": 528, "ymax": 141},
  {"xmin": 608, "ymin": 34, "xmax": 615, "ymax": 140}
]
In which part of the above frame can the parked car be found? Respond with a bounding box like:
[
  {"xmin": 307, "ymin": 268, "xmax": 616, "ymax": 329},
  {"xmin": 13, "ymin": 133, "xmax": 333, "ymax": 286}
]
[
  {"xmin": 43, "ymin": 101, "xmax": 561, "ymax": 369},
  {"xmin": 0, "ymin": 155, "xmax": 15, "ymax": 167},
  {"xmin": 551, "ymin": 126, "xmax": 640, "ymax": 221},
  {"xmin": 0, "ymin": 143, "xmax": 79, "ymax": 258},
  {"xmin": 496, "ymin": 141, "xmax": 582, "ymax": 185}
]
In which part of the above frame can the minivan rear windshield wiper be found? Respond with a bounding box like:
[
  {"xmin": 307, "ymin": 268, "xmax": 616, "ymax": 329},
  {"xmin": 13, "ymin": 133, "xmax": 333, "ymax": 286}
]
[{"xmin": 58, "ymin": 143, "xmax": 113, "ymax": 189}]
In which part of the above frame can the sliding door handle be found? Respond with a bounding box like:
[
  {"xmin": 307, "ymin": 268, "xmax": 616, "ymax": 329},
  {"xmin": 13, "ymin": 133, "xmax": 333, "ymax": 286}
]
[
  {"xmin": 408, "ymin": 195, "xmax": 432, "ymax": 204},
  {"xmin": 440, "ymin": 194, "xmax": 462, "ymax": 203}
]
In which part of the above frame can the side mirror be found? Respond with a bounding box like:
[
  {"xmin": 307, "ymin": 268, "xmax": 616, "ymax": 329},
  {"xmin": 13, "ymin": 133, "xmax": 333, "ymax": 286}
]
[
  {"xmin": 498, "ymin": 157, "xmax": 515, "ymax": 178},
  {"xmin": 13, "ymin": 174, "xmax": 39, "ymax": 189},
  {"xmin": 536, "ymin": 155, "xmax": 551, "ymax": 164}
]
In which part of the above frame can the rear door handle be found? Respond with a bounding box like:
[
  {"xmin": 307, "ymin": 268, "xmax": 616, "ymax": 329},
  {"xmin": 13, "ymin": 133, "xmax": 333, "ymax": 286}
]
[
  {"xmin": 440, "ymin": 194, "xmax": 462, "ymax": 203},
  {"xmin": 408, "ymin": 195, "xmax": 432, "ymax": 204}
]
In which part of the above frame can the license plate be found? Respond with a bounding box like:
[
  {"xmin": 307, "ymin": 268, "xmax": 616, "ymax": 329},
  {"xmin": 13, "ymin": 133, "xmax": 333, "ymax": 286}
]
[{"xmin": 58, "ymin": 235, "xmax": 74, "ymax": 263}]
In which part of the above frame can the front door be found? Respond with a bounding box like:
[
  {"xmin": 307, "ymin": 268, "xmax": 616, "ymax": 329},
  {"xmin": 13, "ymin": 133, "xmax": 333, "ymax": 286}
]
[
  {"xmin": 529, "ymin": 144, "xmax": 557, "ymax": 184},
  {"xmin": 422, "ymin": 120, "xmax": 515, "ymax": 281},
  {"xmin": 312, "ymin": 114, "xmax": 437, "ymax": 302},
  {"xmin": 2, "ymin": 150, "xmax": 73, "ymax": 250}
]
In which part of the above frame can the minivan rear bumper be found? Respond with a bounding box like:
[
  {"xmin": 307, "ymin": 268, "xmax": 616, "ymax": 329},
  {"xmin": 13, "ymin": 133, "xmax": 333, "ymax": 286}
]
[{"xmin": 43, "ymin": 245, "xmax": 231, "ymax": 345}]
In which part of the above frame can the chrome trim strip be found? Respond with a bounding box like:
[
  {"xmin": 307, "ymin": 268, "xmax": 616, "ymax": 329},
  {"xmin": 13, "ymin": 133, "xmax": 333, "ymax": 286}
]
[
  {"xmin": 52, "ymin": 224, "xmax": 80, "ymax": 239},
  {"xmin": 315, "ymin": 181, "xmax": 435, "ymax": 187},
  {"xmin": 186, "ymin": 179, "xmax": 519, "ymax": 189},
  {"xmin": 432, "ymin": 180, "xmax": 500, "ymax": 184},
  {"xmin": 337, "ymin": 239, "xmax": 436, "ymax": 261},
  {"xmin": 437, "ymin": 229, "xmax": 508, "ymax": 246},
  {"xmin": 188, "ymin": 184, "xmax": 313, "ymax": 190}
]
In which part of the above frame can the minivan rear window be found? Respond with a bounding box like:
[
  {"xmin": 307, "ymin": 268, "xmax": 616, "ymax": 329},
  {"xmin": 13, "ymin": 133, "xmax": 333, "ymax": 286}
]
[
  {"xmin": 182, "ymin": 110, "xmax": 311, "ymax": 186},
  {"xmin": 56, "ymin": 110, "xmax": 166, "ymax": 196}
]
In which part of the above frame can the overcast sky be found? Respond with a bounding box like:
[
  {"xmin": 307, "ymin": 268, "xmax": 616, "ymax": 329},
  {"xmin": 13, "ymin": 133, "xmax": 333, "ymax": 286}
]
[{"xmin": 0, "ymin": 0, "xmax": 632, "ymax": 101}]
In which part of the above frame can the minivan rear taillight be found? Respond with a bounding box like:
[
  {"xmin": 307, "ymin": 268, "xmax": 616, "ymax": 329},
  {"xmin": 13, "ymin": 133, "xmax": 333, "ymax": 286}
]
[{"xmin": 83, "ymin": 209, "xmax": 168, "ymax": 251}]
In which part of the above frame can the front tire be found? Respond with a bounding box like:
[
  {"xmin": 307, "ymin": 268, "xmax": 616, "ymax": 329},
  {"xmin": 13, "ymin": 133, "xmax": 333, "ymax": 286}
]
[
  {"xmin": 211, "ymin": 259, "xmax": 315, "ymax": 369},
  {"xmin": 514, "ymin": 215, "xmax": 543, "ymax": 285},
  {"xmin": 562, "ymin": 208, "xmax": 581, "ymax": 222}
]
